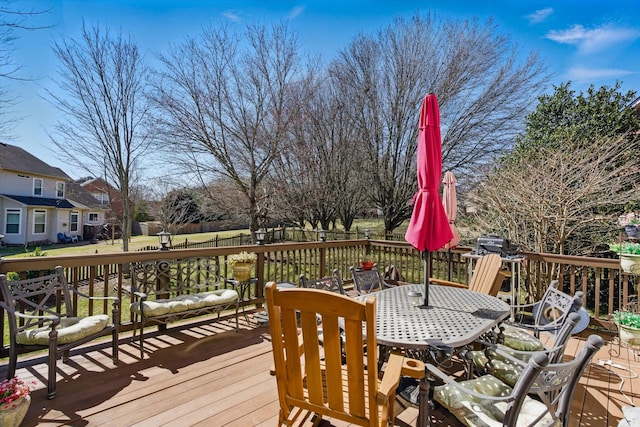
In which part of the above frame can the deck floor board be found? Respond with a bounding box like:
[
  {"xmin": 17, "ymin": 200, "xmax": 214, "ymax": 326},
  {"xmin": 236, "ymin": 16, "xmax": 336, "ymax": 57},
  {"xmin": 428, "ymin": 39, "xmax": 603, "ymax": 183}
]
[{"xmin": 2, "ymin": 311, "xmax": 638, "ymax": 426}]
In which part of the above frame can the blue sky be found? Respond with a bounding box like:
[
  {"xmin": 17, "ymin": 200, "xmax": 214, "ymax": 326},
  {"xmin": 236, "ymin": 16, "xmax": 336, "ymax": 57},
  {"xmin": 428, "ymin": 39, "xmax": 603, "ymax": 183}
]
[{"xmin": 5, "ymin": 0, "xmax": 640, "ymax": 178}]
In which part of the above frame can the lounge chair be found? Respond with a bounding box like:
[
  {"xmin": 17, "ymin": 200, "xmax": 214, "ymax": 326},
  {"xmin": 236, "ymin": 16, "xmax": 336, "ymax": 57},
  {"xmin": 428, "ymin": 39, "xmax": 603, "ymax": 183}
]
[{"xmin": 57, "ymin": 232, "xmax": 72, "ymax": 243}]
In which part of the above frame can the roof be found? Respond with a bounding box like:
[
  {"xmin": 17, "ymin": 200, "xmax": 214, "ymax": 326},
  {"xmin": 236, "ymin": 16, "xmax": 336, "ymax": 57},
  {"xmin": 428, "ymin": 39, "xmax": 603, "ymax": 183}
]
[
  {"xmin": 0, "ymin": 142, "xmax": 71, "ymax": 180},
  {"xmin": 65, "ymin": 181, "xmax": 107, "ymax": 209},
  {"xmin": 1, "ymin": 194, "xmax": 75, "ymax": 208}
]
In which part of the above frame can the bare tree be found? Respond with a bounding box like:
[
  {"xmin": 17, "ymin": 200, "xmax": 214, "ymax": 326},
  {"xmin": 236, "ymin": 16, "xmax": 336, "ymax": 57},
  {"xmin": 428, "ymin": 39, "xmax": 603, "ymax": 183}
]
[
  {"xmin": 0, "ymin": 1, "xmax": 50, "ymax": 136},
  {"xmin": 330, "ymin": 12, "xmax": 548, "ymax": 232},
  {"xmin": 474, "ymin": 137, "xmax": 640, "ymax": 257},
  {"xmin": 271, "ymin": 69, "xmax": 369, "ymax": 231},
  {"xmin": 45, "ymin": 23, "xmax": 151, "ymax": 251},
  {"xmin": 149, "ymin": 22, "xmax": 302, "ymax": 242},
  {"xmin": 145, "ymin": 179, "xmax": 202, "ymax": 236}
]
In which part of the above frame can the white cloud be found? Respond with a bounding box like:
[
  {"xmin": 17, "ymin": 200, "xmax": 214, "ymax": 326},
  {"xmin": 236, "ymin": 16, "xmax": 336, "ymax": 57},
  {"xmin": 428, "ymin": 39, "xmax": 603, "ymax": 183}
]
[
  {"xmin": 288, "ymin": 6, "xmax": 305, "ymax": 20},
  {"xmin": 565, "ymin": 66, "xmax": 635, "ymax": 82},
  {"xmin": 546, "ymin": 24, "xmax": 640, "ymax": 54},
  {"xmin": 526, "ymin": 8, "xmax": 553, "ymax": 24},
  {"xmin": 223, "ymin": 10, "xmax": 242, "ymax": 22}
]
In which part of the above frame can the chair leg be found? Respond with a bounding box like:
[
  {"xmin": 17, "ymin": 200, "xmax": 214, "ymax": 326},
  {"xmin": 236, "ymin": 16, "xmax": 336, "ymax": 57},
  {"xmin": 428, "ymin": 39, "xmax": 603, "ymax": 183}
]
[
  {"xmin": 112, "ymin": 304, "xmax": 119, "ymax": 365},
  {"xmin": 112, "ymin": 328, "xmax": 119, "ymax": 365},
  {"xmin": 417, "ymin": 377, "xmax": 430, "ymax": 427},
  {"xmin": 131, "ymin": 313, "xmax": 138, "ymax": 340},
  {"xmin": 48, "ymin": 331, "xmax": 58, "ymax": 399},
  {"xmin": 235, "ymin": 301, "xmax": 240, "ymax": 332},
  {"xmin": 139, "ymin": 323, "xmax": 144, "ymax": 359},
  {"xmin": 7, "ymin": 343, "xmax": 18, "ymax": 380}
]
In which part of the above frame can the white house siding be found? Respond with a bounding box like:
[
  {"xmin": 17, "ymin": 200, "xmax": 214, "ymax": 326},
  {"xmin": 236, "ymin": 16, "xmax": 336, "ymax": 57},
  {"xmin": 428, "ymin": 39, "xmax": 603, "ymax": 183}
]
[
  {"xmin": 0, "ymin": 170, "xmax": 33, "ymax": 195},
  {"xmin": 0, "ymin": 199, "xmax": 25, "ymax": 246}
]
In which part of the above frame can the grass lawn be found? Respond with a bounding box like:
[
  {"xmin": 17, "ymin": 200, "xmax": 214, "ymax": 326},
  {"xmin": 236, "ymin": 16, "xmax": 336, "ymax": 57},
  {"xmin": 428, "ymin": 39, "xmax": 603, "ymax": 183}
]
[
  {"xmin": 0, "ymin": 229, "xmax": 250, "ymax": 259},
  {"xmin": 0, "ymin": 219, "xmax": 396, "ymax": 259}
]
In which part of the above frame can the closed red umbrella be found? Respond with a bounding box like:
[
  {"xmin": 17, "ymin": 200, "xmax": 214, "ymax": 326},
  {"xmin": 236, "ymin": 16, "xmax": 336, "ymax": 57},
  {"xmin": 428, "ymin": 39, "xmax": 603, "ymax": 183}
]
[
  {"xmin": 405, "ymin": 93, "xmax": 452, "ymax": 306},
  {"xmin": 442, "ymin": 171, "xmax": 460, "ymax": 250},
  {"xmin": 442, "ymin": 171, "xmax": 461, "ymax": 281}
]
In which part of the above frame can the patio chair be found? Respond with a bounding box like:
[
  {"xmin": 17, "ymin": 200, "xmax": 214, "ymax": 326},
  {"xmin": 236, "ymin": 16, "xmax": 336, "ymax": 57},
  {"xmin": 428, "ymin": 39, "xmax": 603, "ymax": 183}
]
[
  {"xmin": 467, "ymin": 311, "xmax": 581, "ymax": 383},
  {"xmin": 0, "ymin": 267, "xmax": 120, "ymax": 399},
  {"xmin": 64, "ymin": 232, "xmax": 79, "ymax": 243},
  {"xmin": 427, "ymin": 334, "xmax": 604, "ymax": 427},
  {"xmin": 430, "ymin": 253, "xmax": 505, "ymax": 296},
  {"xmin": 350, "ymin": 264, "xmax": 387, "ymax": 295},
  {"xmin": 57, "ymin": 232, "xmax": 72, "ymax": 243},
  {"xmin": 500, "ymin": 281, "xmax": 584, "ymax": 352},
  {"xmin": 265, "ymin": 282, "xmax": 425, "ymax": 426},
  {"xmin": 299, "ymin": 269, "xmax": 345, "ymax": 294}
]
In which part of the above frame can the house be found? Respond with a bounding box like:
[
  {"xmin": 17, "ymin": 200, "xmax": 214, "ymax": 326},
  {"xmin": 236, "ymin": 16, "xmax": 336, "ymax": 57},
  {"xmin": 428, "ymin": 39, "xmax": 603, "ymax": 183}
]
[
  {"xmin": 75, "ymin": 177, "xmax": 133, "ymax": 238},
  {"xmin": 0, "ymin": 142, "xmax": 107, "ymax": 246},
  {"xmin": 65, "ymin": 180, "xmax": 111, "ymax": 241}
]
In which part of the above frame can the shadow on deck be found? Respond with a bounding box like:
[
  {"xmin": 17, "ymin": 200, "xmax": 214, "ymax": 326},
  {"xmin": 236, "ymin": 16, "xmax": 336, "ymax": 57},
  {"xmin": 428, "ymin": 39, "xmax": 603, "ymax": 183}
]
[{"xmin": 1, "ymin": 310, "xmax": 638, "ymax": 426}]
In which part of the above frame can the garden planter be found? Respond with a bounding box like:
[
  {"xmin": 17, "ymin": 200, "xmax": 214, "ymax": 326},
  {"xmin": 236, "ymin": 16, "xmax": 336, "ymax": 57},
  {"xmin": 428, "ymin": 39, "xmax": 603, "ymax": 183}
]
[
  {"xmin": 231, "ymin": 263, "xmax": 252, "ymax": 282},
  {"xmin": 620, "ymin": 254, "xmax": 640, "ymax": 275},
  {"xmin": 618, "ymin": 323, "xmax": 640, "ymax": 347},
  {"xmin": 359, "ymin": 261, "xmax": 375, "ymax": 270},
  {"xmin": 0, "ymin": 394, "xmax": 31, "ymax": 427}
]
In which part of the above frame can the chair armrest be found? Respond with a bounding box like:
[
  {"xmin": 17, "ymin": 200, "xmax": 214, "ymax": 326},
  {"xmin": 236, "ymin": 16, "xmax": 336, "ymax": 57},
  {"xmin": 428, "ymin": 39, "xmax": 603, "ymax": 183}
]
[
  {"xmin": 377, "ymin": 352, "xmax": 403, "ymax": 403},
  {"xmin": 426, "ymin": 363, "xmax": 516, "ymax": 403},
  {"xmin": 491, "ymin": 342, "xmax": 565, "ymax": 365},
  {"xmin": 377, "ymin": 351, "xmax": 425, "ymax": 403},
  {"xmin": 510, "ymin": 322, "xmax": 562, "ymax": 334},
  {"xmin": 13, "ymin": 312, "xmax": 60, "ymax": 323},
  {"xmin": 401, "ymin": 356, "xmax": 425, "ymax": 379},
  {"xmin": 69, "ymin": 286, "xmax": 119, "ymax": 303},
  {"xmin": 133, "ymin": 291, "xmax": 148, "ymax": 300},
  {"xmin": 429, "ymin": 278, "xmax": 468, "ymax": 289}
]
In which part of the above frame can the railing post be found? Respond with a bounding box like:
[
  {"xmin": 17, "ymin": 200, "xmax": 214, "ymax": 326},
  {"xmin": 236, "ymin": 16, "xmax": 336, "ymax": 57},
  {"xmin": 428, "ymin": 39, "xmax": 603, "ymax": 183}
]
[
  {"xmin": 319, "ymin": 245, "xmax": 326, "ymax": 277},
  {"xmin": 256, "ymin": 249, "xmax": 265, "ymax": 304}
]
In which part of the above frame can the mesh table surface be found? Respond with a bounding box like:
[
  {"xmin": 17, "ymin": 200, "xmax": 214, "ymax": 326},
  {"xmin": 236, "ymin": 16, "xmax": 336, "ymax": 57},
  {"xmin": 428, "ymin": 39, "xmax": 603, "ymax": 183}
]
[{"xmin": 357, "ymin": 284, "xmax": 510, "ymax": 350}]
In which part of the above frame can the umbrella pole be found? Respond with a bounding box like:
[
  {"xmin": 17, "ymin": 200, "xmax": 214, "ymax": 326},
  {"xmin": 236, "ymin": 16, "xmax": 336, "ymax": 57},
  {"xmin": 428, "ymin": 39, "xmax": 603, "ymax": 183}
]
[{"xmin": 422, "ymin": 251, "xmax": 430, "ymax": 307}]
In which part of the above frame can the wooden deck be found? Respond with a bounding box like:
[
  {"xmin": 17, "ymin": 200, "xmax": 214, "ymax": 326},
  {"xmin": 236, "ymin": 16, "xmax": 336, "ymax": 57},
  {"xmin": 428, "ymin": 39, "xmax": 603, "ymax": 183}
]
[{"xmin": 2, "ymin": 310, "xmax": 639, "ymax": 426}]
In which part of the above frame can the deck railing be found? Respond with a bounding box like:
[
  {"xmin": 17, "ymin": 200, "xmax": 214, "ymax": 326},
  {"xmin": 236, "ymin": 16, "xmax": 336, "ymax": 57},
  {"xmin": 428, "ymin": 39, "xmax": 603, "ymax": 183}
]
[{"xmin": 0, "ymin": 239, "xmax": 635, "ymax": 356}]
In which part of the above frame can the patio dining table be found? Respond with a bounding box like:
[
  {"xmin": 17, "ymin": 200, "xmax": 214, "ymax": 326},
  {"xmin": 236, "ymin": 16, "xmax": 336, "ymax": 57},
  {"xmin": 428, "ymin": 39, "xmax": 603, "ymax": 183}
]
[{"xmin": 353, "ymin": 283, "xmax": 510, "ymax": 427}]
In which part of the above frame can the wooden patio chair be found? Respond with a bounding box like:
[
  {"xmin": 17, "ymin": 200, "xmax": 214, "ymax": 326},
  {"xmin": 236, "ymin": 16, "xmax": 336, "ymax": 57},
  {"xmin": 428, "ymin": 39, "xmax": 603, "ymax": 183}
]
[
  {"xmin": 430, "ymin": 253, "xmax": 504, "ymax": 296},
  {"xmin": 265, "ymin": 282, "xmax": 425, "ymax": 426},
  {"xmin": 0, "ymin": 267, "xmax": 120, "ymax": 399},
  {"xmin": 427, "ymin": 334, "xmax": 604, "ymax": 426}
]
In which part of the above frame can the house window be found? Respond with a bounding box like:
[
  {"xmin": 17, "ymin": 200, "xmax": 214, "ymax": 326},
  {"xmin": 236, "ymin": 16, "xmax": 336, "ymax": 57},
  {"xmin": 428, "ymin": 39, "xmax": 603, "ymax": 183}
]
[
  {"xmin": 33, "ymin": 178, "xmax": 43, "ymax": 196},
  {"xmin": 56, "ymin": 182, "xmax": 65, "ymax": 198},
  {"xmin": 33, "ymin": 209, "xmax": 46, "ymax": 234},
  {"xmin": 88, "ymin": 212, "xmax": 99, "ymax": 223},
  {"xmin": 70, "ymin": 211, "xmax": 79, "ymax": 232},
  {"xmin": 91, "ymin": 192, "xmax": 109, "ymax": 204},
  {"xmin": 5, "ymin": 209, "xmax": 21, "ymax": 234}
]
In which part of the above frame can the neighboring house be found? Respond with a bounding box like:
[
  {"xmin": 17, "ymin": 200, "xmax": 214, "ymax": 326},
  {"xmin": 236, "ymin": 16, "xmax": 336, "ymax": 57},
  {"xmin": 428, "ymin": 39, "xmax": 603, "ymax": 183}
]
[
  {"xmin": 65, "ymin": 181, "xmax": 110, "ymax": 241},
  {"xmin": 76, "ymin": 177, "xmax": 133, "ymax": 235},
  {"xmin": 0, "ymin": 142, "xmax": 107, "ymax": 246}
]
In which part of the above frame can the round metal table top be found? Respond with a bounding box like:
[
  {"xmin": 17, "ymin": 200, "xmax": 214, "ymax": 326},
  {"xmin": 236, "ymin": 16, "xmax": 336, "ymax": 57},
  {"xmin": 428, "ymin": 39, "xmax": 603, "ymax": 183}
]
[{"xmin": 357, "ymin": 284, "xmax": 510, "ymax": 349}]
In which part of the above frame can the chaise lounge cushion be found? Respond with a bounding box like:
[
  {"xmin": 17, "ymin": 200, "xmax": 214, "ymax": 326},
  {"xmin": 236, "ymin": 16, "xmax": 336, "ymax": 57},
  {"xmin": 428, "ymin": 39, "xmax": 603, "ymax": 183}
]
[
  {"xmin": 16, "ymin": 315, "xmax": 110, "ymax": 345},
  {"xmin": 130, "ymin": 288, "xmax": 238, "ymax": 317}
]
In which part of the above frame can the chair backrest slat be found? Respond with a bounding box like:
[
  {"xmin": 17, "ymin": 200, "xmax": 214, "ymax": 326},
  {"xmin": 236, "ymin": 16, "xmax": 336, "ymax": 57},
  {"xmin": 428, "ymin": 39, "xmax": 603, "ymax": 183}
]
[{"xmin": 469, "ymin": 254, "xmax": 503, "ymax": 296}]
